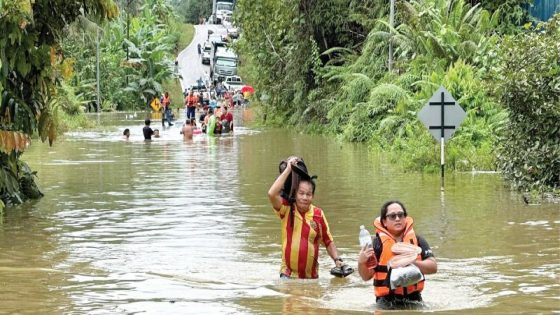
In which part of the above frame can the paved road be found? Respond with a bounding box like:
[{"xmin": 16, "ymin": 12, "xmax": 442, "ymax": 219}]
[{"xmin": 177, "ymin": 24, "xmax": 227, "ymax": 91}]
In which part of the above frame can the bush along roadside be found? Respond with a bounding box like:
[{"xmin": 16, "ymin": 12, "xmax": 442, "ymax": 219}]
[{"xmin": 493, "ymin": 15, "xmax": 560, "ymax": 195}]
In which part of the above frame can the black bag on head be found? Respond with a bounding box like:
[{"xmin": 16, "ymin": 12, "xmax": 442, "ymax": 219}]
[{"xmin": 278, "ymin": 157, "xmax": 310, "ymax": 203}]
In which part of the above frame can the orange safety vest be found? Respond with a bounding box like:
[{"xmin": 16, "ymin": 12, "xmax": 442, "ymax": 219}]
[
  {"xmin": 187, "ymin": 95, "xmax": 198, "ymax": 107},
  {"xmin": 162, "ymin": 95, "xmax": 170, "ymax": 107},
  {"xmin": 372, "ymin": 216, "xmax": 424, "ymax": 297}
]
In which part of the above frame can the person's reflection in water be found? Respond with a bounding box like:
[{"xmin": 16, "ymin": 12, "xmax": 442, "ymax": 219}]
[
  {"xmin": 358, "ymin": 200, "xmax": 437, "ymax": 310},
  {"xmin": 278, "ymin": 281, "xmax": 333, "ymax": 314}
]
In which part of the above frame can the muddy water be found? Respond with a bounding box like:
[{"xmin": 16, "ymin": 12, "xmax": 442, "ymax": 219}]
[{"xmin": 0, "ymin": 112, "xmax": 558, "ymax": 314}]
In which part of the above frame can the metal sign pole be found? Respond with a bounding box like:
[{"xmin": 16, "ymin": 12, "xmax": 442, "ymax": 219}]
[{"xmin": 440, "ymin": 138, "xmax": 445, "ymax": 188}]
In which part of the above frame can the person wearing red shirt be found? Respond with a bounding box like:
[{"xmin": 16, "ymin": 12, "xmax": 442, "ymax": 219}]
[{"xmin": 220, "ymin": 105, "xmax": 233, "ymax": 132}]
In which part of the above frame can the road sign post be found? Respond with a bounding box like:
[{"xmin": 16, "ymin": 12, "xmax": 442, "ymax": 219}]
[{"xmin": 418, "ymin": 86, "xmax": 466, "ymax": 188}]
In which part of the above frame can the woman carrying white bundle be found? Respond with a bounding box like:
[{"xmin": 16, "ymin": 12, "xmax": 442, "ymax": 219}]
[{"xmin": 358, "ymin": 200, "xmax": 437, "ymax": 309}]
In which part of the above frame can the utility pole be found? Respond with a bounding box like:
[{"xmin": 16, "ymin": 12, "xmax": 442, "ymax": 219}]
[
  {"xmin": 389, "ymin": 0, "xmax": 395, "ymax": 72},
  {"xmin": 127, "ymin": 0, "xmax": 132, "ymax": 61},
  {"xmin": 126, "ymin": 0, "xmax": 133, "ymax": 85},
  {"xmin": 96, "ymin": 27, "xmax": 101, "ymax": 113}
]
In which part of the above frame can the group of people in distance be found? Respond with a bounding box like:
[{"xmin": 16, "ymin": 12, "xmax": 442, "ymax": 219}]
[
  {"xmin": 121, "ymin": 87, "xmax": 236, "ymax": 141},
  {"xmin": 268, "ymin": 156, "xmax": 438, "ymax": 310},
  {"xmin": 181, "ymin": 85, "xmax": 236, "ymax": 137}
]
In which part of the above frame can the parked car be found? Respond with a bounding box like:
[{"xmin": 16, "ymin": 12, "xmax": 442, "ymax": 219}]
[
  {"xmin": 185, "ymin": 80, "xmax": 208, "ymax": 95},
  {"xmin": 208, "ymin": 34, "xmax": 224, "ymax": 45},
  {"xmin": 227, "ymin": 27, "xmax": 239, "ymax": 39},
  {"xmin": 223, "ymin": 75, "xmax": 243, "ymax": 92},
  {"xmin": 201, "ymin": 42, "xmax": 211, "ymax": 65}
]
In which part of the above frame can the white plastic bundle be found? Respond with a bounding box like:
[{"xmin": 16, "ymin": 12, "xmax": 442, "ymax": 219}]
[
  {"xmin": 389, "ymin": 264, "xmax": 424, "ymax": 289},
  {"xmin": 388, "ymin": 242, "xmax": 424, "ymax": 289}
]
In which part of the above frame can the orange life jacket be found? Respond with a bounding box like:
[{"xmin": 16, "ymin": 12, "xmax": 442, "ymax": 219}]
[{"xmin": 372, "ymin": 216, "xmax": 424, "ymax": 297}]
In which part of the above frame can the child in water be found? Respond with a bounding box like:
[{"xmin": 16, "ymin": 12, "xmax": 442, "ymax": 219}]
[{"xmin": 123, "ymin": 128, "xmax": 130, "ymax": 140}]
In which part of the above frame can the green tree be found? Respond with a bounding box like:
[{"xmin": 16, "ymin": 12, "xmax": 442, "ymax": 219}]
[
  {"xmin": 468, "ymin": 0, "xmax": 535, "ymax": 33},
  {"xmin": 60, "ymin": 0, "xmax": 179, "ymax": 111},
  {"xmin": 171, "ymin": 0, "xmax": 212, "ymax": 24},
  {"xmin": 0, "ymin": 0, "xmax": 118, "ymax": 211},
  {"xmin": 494, "ymin": 14, "xmax": 560, "ymax": 192},
  {"xmin": 235, "ymin": 0, "xmax": 375, "ymax": 125}
]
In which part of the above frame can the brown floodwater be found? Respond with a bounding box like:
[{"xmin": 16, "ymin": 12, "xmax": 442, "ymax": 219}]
[{"xmin": 0, "ymin": 111, "xmax": 558, "ymax": 314}]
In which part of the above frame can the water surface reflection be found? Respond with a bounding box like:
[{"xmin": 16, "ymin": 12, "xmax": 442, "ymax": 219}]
[{"xmin": 0, "ymin": 112, "xmax": 557, "ymax": 314}]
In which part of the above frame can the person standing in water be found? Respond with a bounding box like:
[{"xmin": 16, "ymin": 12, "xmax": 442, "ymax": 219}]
[
  {"xmin": 181, "ymin": 119, "xmax": 193, "ymax": 140},
  {"xmin": 123, "ymin": 128, "xmax": 130, "ymax": 140},
  {"xmin": 206, "ymin": 107, "xmax": 217, "ymax": 136},
  {"xmin": 143, "ymin": 119, "xmax": 154, "ymax": 140},
  {"xmin": 267, "ymin": 156, "xmax": 344, "ymax": 279},
  {"xmin": 161, "ymin": 91, "xmax": 173, "ymax": 127},
  {"xmin": 358, "ymin": 200, "xmax": 437, "ymax": 309}
]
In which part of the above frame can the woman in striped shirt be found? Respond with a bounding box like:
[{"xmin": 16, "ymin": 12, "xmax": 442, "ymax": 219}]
[{"xmin": 268, "ymin": 156, "xmax": 345, "ymax": 279}]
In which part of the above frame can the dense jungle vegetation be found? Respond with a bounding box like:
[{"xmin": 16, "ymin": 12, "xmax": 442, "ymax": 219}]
[
  {"xmin": 0, "ymin": 0, "xmax": 190, "ymax": 211},
  {"xmin": 234, "ymin": 0, "xmax": 559, "ymax": 195}
]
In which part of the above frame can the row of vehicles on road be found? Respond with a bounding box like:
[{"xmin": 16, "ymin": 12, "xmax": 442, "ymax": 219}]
[
  {"xmin": 212, "ymin": 46, "xmax": 237, "ymax": 80},
  {"xmin": 201, "ymin": 41, "xmax": 212, "ymax": 65},
  {"xmin": 185, "ymin": 74, "xmax": 243, "ymax": 98},
  {"xmin": 198, "ymin": 0, "xmax": 245, "ymax": 94},
  {"xmin": 201, "ymin": 30, "xmax": 240, "ymax": 85}
]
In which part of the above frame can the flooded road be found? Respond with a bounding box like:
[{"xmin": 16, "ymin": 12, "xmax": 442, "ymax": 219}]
[{"xmin": 0, "ymin": 112, "xmax": 558, "ymax": 314}]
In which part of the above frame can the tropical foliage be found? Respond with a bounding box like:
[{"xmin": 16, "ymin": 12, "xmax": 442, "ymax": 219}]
[
  {"xmin": 494, "ymin": 15, "xmax": 560, "ymax": 191},
  {"xmin": 0, "ymin": 0, "xmax": 118, "ymax": 211},
  {"xmin": 171, "ymin": 0, "xmax": 212, "ymax": 24},
  {"xmin": 236, "ymin": 0, "xmax": 558, "ymax": 193},
  {"xmin": 61, "ymin": 0, "xmax": 180, "ymax": 113}
]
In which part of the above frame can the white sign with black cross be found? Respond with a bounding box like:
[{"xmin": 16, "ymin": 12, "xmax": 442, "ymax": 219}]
[
  {"xmin": 417, "ymin": 86, "xmax": 466, "ymax": 187},
  {"xmin": 418, "ymin": 86, "xmax": 466, "ymax": 142}
]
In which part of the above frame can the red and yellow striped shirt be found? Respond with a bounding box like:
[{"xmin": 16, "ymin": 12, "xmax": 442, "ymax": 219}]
[{"xmin": 275, "ymin": 199, "xmax": 334, "ymax": 279}]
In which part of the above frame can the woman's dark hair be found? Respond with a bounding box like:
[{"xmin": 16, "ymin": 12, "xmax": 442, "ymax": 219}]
[
  {"xmin": 296, "ymin": 178, "xmax": 316, "ymax": 194},
  {"xmin": 123, "ymin": 128, "xmax": 130, "ymax": 135},
  {"xmin": 380, "ymin": 200, "xmax": 407, "ymax": 219}
]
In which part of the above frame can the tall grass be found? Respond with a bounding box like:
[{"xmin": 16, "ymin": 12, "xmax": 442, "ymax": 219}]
[
  {"xmin": 164, "ymin": 23, "xmax": 195, "ymax": 112},
  {"xmin": 172, "ymin": 22, "xmax": 195, "ymax": 54}
]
